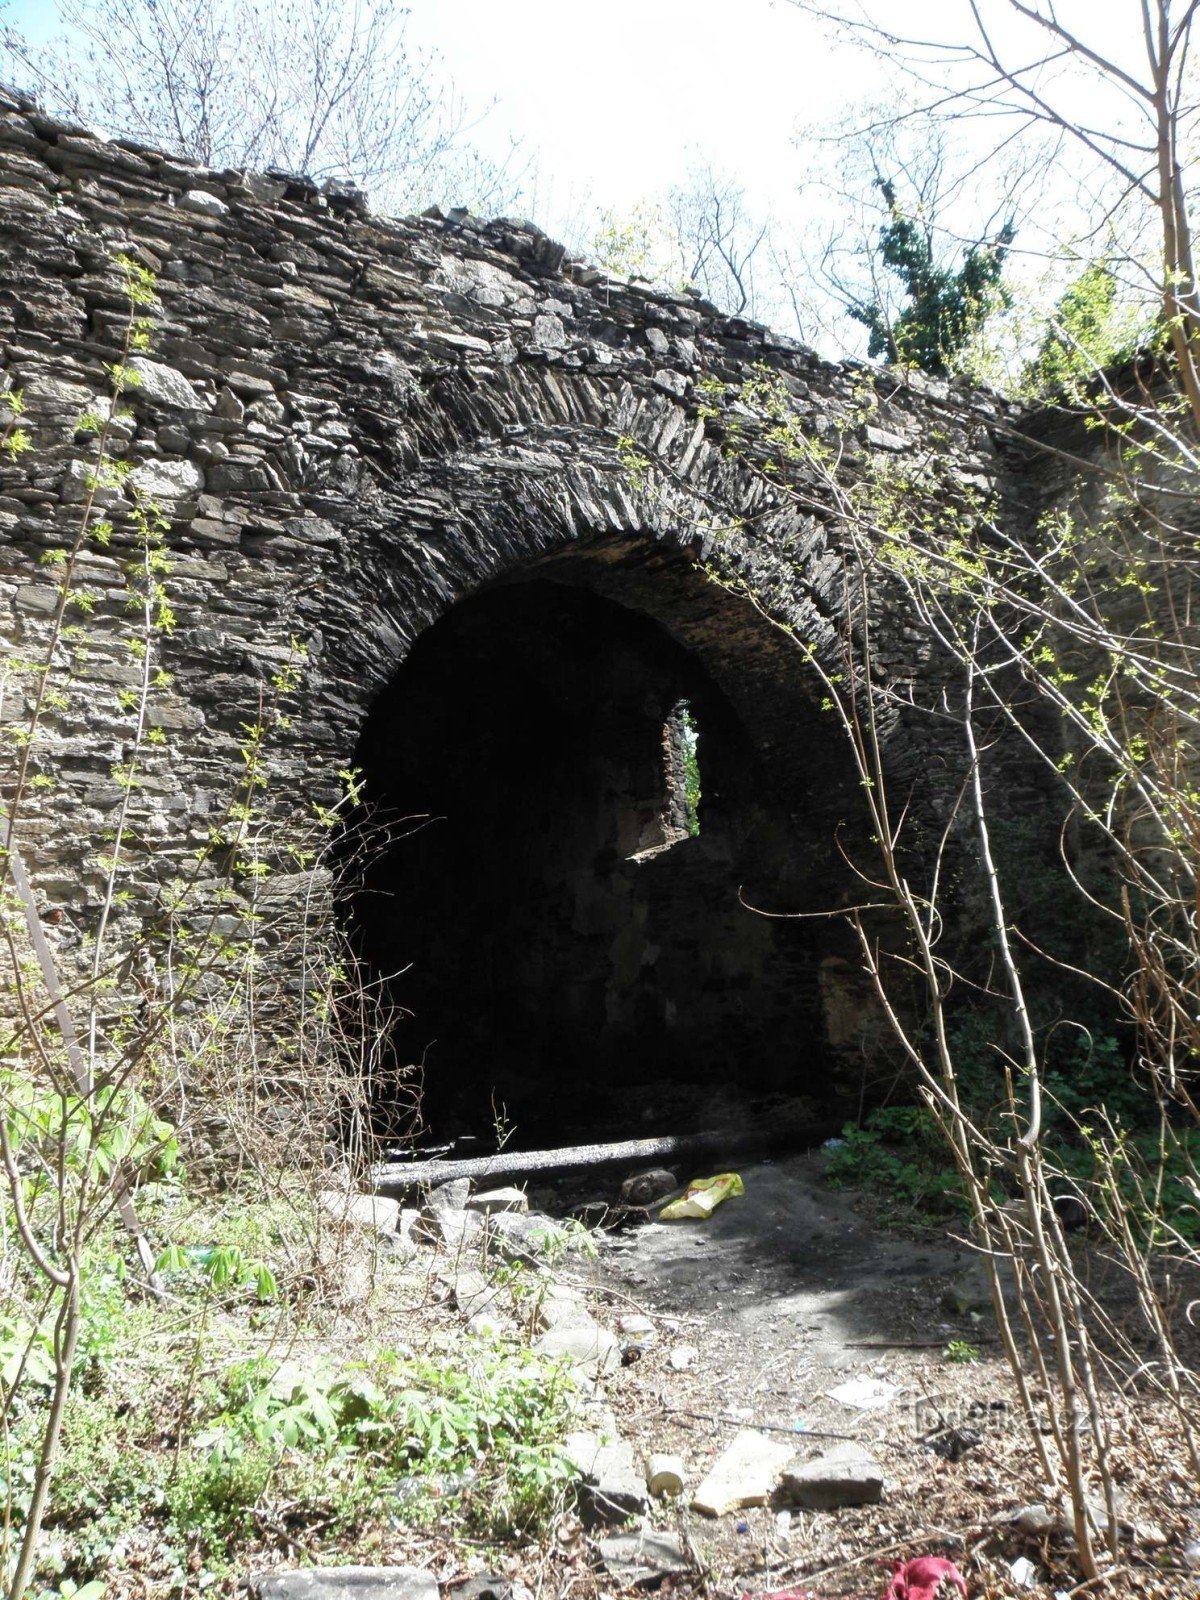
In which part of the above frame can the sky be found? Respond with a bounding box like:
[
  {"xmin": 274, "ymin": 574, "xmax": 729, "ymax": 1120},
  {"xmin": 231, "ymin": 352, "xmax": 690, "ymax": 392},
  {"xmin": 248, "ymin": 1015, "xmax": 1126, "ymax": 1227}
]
[
  {"xmin": 398, "ymin": 0, "xmax": 851, "ymax": 227},
  {"xmin": 0, "ymin": 0, "xmax": 1165, "ymax": 353},
  {"xmin": 0, "ymin": 0, "xmax": 898, "ymax": 239}
]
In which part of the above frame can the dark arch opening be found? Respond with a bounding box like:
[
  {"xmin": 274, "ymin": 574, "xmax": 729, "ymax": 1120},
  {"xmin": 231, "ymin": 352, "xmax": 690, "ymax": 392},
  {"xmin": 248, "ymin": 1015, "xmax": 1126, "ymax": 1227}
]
[{"xmin": 344, "ymin": 555, "xmax": 879, "ymax": 1150}]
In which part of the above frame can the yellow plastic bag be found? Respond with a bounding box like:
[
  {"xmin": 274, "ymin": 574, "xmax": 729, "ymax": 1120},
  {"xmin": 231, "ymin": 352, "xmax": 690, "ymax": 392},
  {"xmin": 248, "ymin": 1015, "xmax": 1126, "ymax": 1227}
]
[{"xmin": 659, "ymin": 1172, "xmax": 745, "ymax": 1221}]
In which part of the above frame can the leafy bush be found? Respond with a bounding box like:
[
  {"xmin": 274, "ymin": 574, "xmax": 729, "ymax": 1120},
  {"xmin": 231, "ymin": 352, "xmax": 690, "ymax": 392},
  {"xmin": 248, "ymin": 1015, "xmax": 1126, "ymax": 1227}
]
[
  {"xmin": 824, "ymin": 1104, "xmax": 968, "ymax": 1222},
  {"xmin": 193, "ymin": 1341, "xmax": 578, "ymax": 1539}
]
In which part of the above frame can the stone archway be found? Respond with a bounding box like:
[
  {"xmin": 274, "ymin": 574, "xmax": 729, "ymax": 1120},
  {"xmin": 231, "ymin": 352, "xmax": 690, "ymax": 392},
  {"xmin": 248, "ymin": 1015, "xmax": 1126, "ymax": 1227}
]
[
  {"xmin": 340, "ymin": 532, "xmax": 881, "ymax": 1147},
  {"xmin": 0, "ymin": 94, "xmax": 1014, "ymax": 1151}
]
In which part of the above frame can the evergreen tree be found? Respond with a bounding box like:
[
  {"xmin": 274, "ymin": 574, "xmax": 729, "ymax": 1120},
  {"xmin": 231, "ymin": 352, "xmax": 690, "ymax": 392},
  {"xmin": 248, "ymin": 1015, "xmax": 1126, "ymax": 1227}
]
[{"xmin": 851, "ymin": 180, "xmax": 1014, "ymax": 375}]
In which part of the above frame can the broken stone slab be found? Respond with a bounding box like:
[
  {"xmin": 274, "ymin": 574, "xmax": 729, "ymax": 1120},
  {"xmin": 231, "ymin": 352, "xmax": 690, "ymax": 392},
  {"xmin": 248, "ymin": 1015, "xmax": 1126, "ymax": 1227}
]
[
  {"xmin": 597, "ymin": 1531, "xmax": 690, "ymax": 1583},
  {"xmin": 443, "ymin": 1268, "xmax": 505, "ymax": 1319},
  {"xmin": 411, "ymin": 1206, "xmax": 482, "ymax": 1251},
  {"xmin": 483, "ymin": 1210, "xmax": 567, "ymax": 1263},
  {"xmin": 692, "ymin": 1429, "xmax": 795, "ymax": 1517},
  {"xmin": 571, "ymin": 1435, "xmax": 650, "ymax": 1525},
  {"xmin": 533, "ymin": 1284, "xmax": 596, "ymax": 1333},
  {"xmin": 776, "ymin": 1443, "xmax": 884, "ymax": 1509},
  {"xmin": 464, "ymin": 1186, "xmax": 528, "ymax": 1215},
  {"xmin": 247, "ymin": 1569, "xmax": 438, "ymax": 1600},
  {"xmin": 127, "ymin": 356, "xmax": 209, "ymax": 411},
  {"xmin": 532, "ymin": 1325, "xmax": 618, "ymax": 1372},
  {"xmin": 318, "ymin": 1190, "xmax": 401, "ymax": 1234}
]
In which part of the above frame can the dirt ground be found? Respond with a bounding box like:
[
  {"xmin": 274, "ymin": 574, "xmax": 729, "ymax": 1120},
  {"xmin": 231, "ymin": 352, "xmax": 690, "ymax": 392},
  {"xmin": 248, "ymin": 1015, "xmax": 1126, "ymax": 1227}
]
[{"xmin": 533, "ymin": 1152, "xmax": 1200, "ymax": 1600}]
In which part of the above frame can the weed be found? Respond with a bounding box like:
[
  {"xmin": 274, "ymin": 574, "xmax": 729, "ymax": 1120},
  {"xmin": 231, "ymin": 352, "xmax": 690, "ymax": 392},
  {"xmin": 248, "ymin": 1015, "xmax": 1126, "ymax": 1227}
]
[{"xmin": 824, "ymin": 1104, "xmax": 969, "ymax": 1223}]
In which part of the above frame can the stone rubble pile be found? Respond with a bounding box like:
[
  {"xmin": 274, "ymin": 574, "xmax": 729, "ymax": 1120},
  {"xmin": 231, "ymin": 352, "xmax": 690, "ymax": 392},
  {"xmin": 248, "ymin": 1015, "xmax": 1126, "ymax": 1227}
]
[{"xmin": 320, "ymin": 1175, "xmax": 889, "ymax": 1587}]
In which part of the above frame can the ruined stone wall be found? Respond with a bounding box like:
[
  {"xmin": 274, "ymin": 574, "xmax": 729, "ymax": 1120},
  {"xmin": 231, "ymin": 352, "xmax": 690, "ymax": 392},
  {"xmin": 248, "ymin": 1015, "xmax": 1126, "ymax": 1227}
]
[{"xmin": 0, "ymin": 88, "xmax": 1023, "ymax": 1136}]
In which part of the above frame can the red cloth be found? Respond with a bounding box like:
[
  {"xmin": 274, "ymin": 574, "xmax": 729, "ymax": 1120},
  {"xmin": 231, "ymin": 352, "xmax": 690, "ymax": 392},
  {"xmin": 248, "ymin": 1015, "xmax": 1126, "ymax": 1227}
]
[
  {"xmin": 741, "ymin": 1555, "xmax": 966, "ymax": 1600},
  {"xmin": 883, "ymin": 1556, "xmax": 968, "ymax": 1600}
]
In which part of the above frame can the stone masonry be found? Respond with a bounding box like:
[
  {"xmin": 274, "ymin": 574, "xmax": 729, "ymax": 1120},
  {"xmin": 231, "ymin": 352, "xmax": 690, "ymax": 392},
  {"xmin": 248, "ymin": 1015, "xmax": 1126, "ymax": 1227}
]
[{"xmin": 0, "ymin": 88, "xmax": 1030, "ymax": 1138}]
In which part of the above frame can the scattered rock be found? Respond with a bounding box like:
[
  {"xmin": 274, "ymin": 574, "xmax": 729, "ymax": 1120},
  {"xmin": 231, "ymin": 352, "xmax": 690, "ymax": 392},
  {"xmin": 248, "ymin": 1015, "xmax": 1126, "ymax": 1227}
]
[
  {"xmin": 826, "ymin": 1376, "xmax": 900, "ymax": 1410},
  {"xmin": 444, "ymin": 1578, "xmax": 530, "ymax": 1600},
  {"xmin": 669, "ymin": 1344, "xmax": 698, "ymax": 1370},
  {"xmin": 532, "ymin": 1326, "xmax": 619, "ymax": 1372},
  {"xmin": 412, "ymin": 1180, "xmax": 480, "ymax": 1249},
  {"xmin": 597, "ymin": 1530, "xmax": 690, "ymax": 1582},
  {"xmin": 1001, "ymin": 1504, "xmax": 1057, "ymax": 1537},
  {"xmin": 484, "ymin": 1210, "xmax": 567, "ymax": 1263},
  {"xmin": 1009, "ymin": 1555, "xmax": 1039, "ymax": 1589},
  {"xmin": 444, "ymin": 1268, "xmax": 504, "ymax": 1319},
  {"xmin": 776, "ymin": 1443, "xmax": 884, "ymax": 1509},
  {"xmin": 692, "ymin": 1428, "xmax": 795, "ymax": 1517},
  {"xmin": 619, "ymin": 1169, "xmax": 677, "ymax": 1207},
  {"xmin": 317, "ymin": 1190, "xmax": 401, "ymax": 1234},
  {"xmin": 247, "ymin": 1569, "xmax": 437, "ymax": 1600},
  {"xmin": 573, "ymin": 1436, "xmax": 649, "ymax": 1524},
  {"xmin": 533, "ymin": 1285, "xmax": 595, "ymax": 1333},
  {"xmin": 444, "ymin": 1575, "xmax": 512, "ymax": 1600},
  {"xmin": 411, "ymin": 1206, "xmax": 481, "ymax": 1251},
  {"xmin": 464, "ymin": 1186, "xmax": 528, "ymax": 1215},
  {"xmin": 424, "ymin": 1178, "xmax": 471, "ymax": 1214},
  {"xmin": 465, "ymin": 1310, "xmax": 513, "ymax": 1338},
  {"xmin": 127, "ymin": 356, "xmax": 207, "ymax": 411}
]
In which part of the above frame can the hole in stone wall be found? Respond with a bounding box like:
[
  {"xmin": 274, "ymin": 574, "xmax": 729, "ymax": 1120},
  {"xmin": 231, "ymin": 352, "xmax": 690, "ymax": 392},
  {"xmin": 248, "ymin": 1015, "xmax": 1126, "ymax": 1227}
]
[{"xmin": 342, "ymin": 568, "xmax": 871, "ymax": 1151}]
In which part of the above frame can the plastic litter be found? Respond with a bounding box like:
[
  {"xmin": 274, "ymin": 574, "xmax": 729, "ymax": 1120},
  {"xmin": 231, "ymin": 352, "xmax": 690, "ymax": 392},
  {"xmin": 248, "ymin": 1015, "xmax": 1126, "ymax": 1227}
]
[
  {"xmin": 827, "ymin": 1375, "xmax": 900, "ymax": 1410},
  {"xmin": 822, "ymin": 1137, "xmax": 846, "ymax": 1149},
  {"xmin": 646, "ymin": 1452, "xmax": 685, "ymax": 1497},
  {"xmin": 660, "ymin": 1172, "xmax": 745, "ymax": 1220},
  {"xmin": 1009, "ymin": 1555, "xmax": 1039, "ymax": 1590}
]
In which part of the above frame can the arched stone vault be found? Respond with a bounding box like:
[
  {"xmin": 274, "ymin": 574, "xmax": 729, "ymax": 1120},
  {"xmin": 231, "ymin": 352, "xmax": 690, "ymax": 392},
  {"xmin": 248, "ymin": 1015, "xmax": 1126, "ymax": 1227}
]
[{"xmin": 0, "ymin": 89, "xmax": 1021, "ymax": 1142}]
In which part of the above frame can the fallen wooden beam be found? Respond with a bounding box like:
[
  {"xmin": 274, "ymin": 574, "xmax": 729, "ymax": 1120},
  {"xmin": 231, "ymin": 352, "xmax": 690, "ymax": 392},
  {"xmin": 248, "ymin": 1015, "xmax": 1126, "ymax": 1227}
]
[{"xmin": 371, "ymin": 1127, "xmax": 794, "ymax": 1196}]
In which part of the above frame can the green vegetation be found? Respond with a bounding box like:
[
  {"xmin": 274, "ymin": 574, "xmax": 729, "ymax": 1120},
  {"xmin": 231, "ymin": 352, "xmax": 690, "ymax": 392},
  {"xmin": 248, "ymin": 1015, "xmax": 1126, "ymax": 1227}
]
[
  {"xmin": 850, "ymin": 179, "xmax": 1014, "ymax": 375},
  {"xmin": 1, "ymin": 1171, "xmax": 579, "ymax": 1590},
  {"xmin": 680, "ymin": 700, "xmax": 701, "ymax": 836},
  {"xmin": 824, "ymin": 1104, "xmax": 968, "ymax": 1223},
  {"xmin": 1022, "ymin": 264, "xmax": 1146, "ymax": 402}
]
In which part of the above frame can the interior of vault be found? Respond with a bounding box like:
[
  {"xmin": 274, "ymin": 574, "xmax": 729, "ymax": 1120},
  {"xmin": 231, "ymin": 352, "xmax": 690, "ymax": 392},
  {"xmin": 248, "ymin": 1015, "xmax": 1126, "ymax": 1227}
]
[{"xmin": 343, "ymin": 550, "xmax": 873, "ymax": 1151}]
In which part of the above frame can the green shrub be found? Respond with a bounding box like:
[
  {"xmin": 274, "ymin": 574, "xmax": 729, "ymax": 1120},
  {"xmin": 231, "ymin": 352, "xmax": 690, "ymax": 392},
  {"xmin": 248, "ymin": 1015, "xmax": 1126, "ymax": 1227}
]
[{"xmin": 824, "ymin": 1104, "xmax": 968, "ymax": 1222}]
